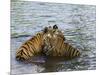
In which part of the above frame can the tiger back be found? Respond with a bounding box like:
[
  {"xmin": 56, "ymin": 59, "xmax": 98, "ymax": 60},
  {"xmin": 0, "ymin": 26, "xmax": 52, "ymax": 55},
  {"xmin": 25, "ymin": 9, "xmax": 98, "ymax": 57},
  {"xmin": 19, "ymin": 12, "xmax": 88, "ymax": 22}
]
[
  {"xmin": 15, "ymin": 25, "xmax": 64, "ymax": 61},
  {"xmin": 16, "ymin": 32, "xmax": 45, "ymax": 61},
  {"xmin": 43, "ymin": 27, "xmax": 80, "ymax": 59}
]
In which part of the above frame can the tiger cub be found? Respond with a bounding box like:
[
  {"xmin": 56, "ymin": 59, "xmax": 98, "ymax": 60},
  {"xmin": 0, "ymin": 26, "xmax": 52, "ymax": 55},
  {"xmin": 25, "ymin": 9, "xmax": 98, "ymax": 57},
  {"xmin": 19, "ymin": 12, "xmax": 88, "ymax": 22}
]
[
  {"xmin": 43, "ymin": 25, "xmax": 80, "ymax": 59},
  {"xmin": 16, "ymin": 25, "xmax": 65, "ymax": 61}
]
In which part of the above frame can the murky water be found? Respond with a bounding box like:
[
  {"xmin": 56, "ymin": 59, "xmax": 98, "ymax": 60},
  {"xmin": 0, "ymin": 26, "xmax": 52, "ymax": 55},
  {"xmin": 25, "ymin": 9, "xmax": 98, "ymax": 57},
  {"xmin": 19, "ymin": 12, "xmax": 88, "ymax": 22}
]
[{"xmin": 11, "ymin": 1, "xmax": 96, "ymax": 75}]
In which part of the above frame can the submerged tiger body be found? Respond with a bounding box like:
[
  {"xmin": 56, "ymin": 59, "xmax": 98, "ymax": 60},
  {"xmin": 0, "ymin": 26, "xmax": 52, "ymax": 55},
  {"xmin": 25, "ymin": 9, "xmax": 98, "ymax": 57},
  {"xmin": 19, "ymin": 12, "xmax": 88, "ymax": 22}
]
[
  {"xmin": 43, "ymin": 25, "xmax": 80, "ymax": 58},
  {"xmin": 16, "ymin": 25, "xmax": 65, "ymax": 61},
  {"xmin": 16, "ymin": 32, "xmax": 45, "ymax": 61},
  {"xmin": 43, "ymin": 36, "xmax": 80, "ymax": 58},
  {"xmin": 16, "ymin": 25, "xmax": 80, "ymax": 61}
]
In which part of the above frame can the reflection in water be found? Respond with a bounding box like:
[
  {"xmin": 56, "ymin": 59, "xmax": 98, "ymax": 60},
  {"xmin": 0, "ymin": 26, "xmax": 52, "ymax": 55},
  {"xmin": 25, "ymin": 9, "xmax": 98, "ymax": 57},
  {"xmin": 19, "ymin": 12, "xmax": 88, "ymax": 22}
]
[{"xmin": 11, "ymin": 1, "xmax": 96, "ymax": 75}]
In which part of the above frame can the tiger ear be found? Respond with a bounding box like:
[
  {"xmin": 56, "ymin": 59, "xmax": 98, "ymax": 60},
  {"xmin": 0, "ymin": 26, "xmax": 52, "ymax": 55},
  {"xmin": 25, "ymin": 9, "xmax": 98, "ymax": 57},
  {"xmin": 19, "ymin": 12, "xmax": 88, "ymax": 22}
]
[
  {"xmin": 53, "ymin": 24, "xmax": 58, "ymax": 29},
  {"xmin": 43, "ymin": 27, "xmax": 48, "ymax": 33}
]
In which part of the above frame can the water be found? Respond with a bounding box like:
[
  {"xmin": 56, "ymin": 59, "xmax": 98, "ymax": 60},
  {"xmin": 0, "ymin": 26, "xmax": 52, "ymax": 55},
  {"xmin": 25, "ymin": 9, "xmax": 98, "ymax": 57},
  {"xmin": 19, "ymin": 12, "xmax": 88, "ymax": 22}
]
[{"xmin": 11, "ymin": 1, "xmax": 96, "ymax": 75}]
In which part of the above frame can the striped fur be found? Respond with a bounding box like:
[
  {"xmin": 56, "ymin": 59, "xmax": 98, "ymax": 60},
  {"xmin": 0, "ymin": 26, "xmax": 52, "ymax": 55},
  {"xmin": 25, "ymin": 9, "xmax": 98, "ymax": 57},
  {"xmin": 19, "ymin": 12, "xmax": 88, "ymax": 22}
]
[
  {"xmin": 43, "ymin": 32, "xmax": 80, "ymax": 58},
  {"xmin": 16, "ymin": 25, "xmax": 65, "ymax": 61},
  {"xmin": 16, "ymin": 25, "xmax": 80, "ymax": 61},
  {"xmin": 16, "ymin": 32, "xmax": 44, "ymax": 61}
]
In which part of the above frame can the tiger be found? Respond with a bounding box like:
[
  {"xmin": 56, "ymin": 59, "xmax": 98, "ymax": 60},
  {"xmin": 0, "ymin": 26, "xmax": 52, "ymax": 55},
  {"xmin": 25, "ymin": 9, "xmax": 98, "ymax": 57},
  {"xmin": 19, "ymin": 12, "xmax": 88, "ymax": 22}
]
[
  {"xmin": 16, "ymin": 32, "xmax": 44, "ymax": 61},
  {"xmin": 43, "ymin": 25, "xmax": 80, "ymax": 59},
  {"xmin": 16, "ymin": 25, "xmax": 65, "ymax": 61}
]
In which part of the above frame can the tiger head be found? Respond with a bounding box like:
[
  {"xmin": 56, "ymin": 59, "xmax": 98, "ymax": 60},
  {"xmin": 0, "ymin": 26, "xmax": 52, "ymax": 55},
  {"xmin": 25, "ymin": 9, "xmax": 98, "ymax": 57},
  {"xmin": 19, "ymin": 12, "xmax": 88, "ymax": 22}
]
[
  {"xmin": 42, "ymin": 25, "xmax": 65, "ymax": 55},
  {"xmin": 43, "ymin": 25, "xmax": 65, "ymax": 40}
]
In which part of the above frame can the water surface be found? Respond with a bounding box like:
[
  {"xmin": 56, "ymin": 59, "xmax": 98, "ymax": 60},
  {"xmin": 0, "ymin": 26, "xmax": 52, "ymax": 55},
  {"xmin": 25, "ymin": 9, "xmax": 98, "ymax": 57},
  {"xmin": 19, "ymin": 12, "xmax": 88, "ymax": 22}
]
[{"xmin": 11, "ymin": 1, "xmax": 96, "ymax": 75}]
